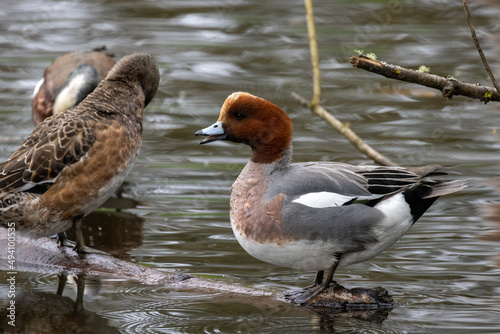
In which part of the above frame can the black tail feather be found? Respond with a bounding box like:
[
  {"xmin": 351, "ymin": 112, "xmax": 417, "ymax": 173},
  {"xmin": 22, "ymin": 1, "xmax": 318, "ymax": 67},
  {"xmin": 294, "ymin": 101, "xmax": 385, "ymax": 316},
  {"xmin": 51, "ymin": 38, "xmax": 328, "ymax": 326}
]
[{"xmin": 403, "ymin": 180, "xmax": 466, "ymax": 223}]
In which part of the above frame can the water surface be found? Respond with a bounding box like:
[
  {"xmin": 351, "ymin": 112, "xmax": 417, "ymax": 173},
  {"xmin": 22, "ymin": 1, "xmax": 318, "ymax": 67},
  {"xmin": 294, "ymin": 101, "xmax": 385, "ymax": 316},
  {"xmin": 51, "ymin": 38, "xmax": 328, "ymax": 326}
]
[{"xmin": 1, "ymin": 0, "xmax": 500, "ymax": 332}]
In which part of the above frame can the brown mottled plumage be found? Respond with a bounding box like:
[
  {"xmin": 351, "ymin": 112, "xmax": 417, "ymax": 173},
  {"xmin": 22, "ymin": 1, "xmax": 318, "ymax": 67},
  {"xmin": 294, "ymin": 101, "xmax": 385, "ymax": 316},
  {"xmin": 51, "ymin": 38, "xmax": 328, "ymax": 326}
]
[
  {"xmin": 32, "ymin": 47, "xmax": 116, "ymax": 125},
  {"xmin": 0, "ymin": 53, "xmax": 159, "ymax": 253}
]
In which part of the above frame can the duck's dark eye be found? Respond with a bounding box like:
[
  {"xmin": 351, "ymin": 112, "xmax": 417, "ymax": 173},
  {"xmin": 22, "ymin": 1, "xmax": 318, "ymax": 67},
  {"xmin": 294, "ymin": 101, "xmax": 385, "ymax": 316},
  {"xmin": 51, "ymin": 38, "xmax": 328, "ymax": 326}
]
[{"xmin": 234, "ymin": 113, "xmax": 245, "ymax": 120}]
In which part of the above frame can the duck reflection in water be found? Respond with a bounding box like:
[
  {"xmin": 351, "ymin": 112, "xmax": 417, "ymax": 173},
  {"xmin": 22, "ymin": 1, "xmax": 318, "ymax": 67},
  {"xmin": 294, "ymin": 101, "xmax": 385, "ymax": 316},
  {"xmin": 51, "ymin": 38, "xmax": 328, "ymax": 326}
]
[
  {"xmin": 0, "ymin": 274, "xmax": 120, "ymax": 334},
  {"xmin": 69, "ymin": 197, "xmax": 145, "ymax": 260}
]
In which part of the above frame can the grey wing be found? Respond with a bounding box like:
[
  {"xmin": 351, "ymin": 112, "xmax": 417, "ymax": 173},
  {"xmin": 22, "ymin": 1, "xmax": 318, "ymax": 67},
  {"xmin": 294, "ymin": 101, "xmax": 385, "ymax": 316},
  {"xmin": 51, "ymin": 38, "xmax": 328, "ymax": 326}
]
[
  {"xmin": 267, "ymin": 162, "xmax": 383, "ymax": 205},
  {"xmin": 271, "ymin": 162, "xmax": 443, "ymax": 252},
  {"xmin": 278, "ymin": 162, "xmax": 446, "ymax": 198}
]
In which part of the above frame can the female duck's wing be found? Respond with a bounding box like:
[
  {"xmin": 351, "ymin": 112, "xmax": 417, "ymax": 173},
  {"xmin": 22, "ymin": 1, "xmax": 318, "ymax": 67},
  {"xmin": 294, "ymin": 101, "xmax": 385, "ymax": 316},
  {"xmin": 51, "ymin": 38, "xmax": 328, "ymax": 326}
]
[{"xmin": 0, "ymin": 110, "xmax": 96, "ymax": 193}]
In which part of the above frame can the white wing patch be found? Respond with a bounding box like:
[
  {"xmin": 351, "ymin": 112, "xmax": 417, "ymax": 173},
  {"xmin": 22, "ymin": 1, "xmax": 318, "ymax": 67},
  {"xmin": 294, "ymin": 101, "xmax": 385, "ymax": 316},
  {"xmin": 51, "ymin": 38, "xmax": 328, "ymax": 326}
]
[
  {"xmin": 53, "ymin": 74, "xmax": 87, "ymax": 115},
  {"xmin": 33, "ymin": 78, "xmax": 44, "ymax": 97},
  {"xmin": 292, "ymin": 191, "xmax": 356, "ymax": 208}
]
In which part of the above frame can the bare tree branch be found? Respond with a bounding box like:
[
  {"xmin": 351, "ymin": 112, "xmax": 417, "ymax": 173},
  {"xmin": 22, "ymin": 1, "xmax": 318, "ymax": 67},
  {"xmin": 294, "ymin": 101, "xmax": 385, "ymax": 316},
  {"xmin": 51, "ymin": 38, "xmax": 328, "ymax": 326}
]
[
  {"xmin": 304, "ymin": 0, "xmax": 321, "ymax": 109},
  {"xmin": 292, "ymin": 92, "xmax": 399, "ymax": 167},
  {"xmin": 463, "ymin": 0, "xmax": 500, "ymax": 94},
  {"xmin": 351, "ymin": 55, "xmax": 500, "ymax": 103},
  {"xmin": 299, "ymin": 1, "xmax": 397, "ymax": 166}
]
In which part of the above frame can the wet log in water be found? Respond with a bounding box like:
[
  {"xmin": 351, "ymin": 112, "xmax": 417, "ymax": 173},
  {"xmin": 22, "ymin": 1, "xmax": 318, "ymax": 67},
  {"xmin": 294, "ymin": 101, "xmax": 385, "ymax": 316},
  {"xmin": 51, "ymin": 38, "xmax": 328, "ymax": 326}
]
[{"xmin": 0, "ymin": 229, "xmax": 394, "ymax": 316}]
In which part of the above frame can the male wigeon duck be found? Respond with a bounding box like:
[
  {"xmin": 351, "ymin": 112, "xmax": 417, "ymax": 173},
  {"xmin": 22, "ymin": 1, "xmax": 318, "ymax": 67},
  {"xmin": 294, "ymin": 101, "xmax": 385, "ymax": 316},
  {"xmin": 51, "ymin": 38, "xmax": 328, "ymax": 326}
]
[
  {"xmin": 0, "ymin": 53, "xmax": 159, "ymax": 253},
  {"xmin": 32, "ymin": 46, "xmax": 116, "ymax": 125},
  {"xmin": 196, "ymin": 92, "xmax": 466, "ymax": 304}
]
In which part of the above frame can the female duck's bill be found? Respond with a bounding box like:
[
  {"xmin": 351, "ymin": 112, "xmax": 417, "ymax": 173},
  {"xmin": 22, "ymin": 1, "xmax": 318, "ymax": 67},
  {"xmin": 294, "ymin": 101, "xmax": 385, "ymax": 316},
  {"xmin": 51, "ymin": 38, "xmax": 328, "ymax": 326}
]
[{"xmin": 196, "ymin": 92, "xmax": 466, "ymax": 304}]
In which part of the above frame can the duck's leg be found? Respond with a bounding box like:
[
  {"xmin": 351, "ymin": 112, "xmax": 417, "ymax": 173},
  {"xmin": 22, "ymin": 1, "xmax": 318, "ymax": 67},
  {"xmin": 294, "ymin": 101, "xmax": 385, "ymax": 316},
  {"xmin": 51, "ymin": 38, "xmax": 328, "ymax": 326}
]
[
  {"xmin": 56, "ymin": 216, "xmax": 84, "ymax": 250},
  {"xmin": 302, "ymin": 270, "xmax": 325, "ymax": 289},
  {"xmin": 57, "ymin": 232, "xmax": 77, "ymax": 248},
  {"xmin": 56, "ymin": 223, "xmax": 97, "ymax": 253},
  {"xmin": 73, "ymin": 218, "xmax": 107, "ymax": 254},
  {"xmin": 285, "ymin": 262, "xmax": 338, "ymax": 305},
  {"xmin": 284, "ymin": 270, "xmax": 325, "ymax": 300},
  {"xmin": 285, "ymin": 270, "xmax": 324, "ymax": 296},
  {"xmin": 73, "ymin": 274, "xmax": 86, "ymax": 315},
  {"xmin": 73, "ymin": 218, "xmax": 85, "ymax": 252},
  {"xmin": 56, "ymin": 273, "xmax": 68, "ymax": 295},
  {"xmin": 313, "ymin": 270, "xmax": 324, "ymax": 286}
]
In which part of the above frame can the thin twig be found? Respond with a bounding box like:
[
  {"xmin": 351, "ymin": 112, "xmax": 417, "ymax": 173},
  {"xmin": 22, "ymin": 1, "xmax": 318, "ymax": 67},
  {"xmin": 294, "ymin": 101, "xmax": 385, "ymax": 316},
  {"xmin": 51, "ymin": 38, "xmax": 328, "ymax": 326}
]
[
  {"xmin": 304, "ymin": 0, "xmax": 321, "ymax": 108},
  {"xmin": 351, "ymin": 55, "xmax": 500, "ymax": 103},
  {"xmin": 292, "ymin": 92, "xmax": 398, "ymax": 167},
  {"xmin": 463, "ymin": 0, "xmax": 500, "ymax": 94},
  {"xmin": 300, "ymin": 1, "xmax": 397, "ymax": 166}
]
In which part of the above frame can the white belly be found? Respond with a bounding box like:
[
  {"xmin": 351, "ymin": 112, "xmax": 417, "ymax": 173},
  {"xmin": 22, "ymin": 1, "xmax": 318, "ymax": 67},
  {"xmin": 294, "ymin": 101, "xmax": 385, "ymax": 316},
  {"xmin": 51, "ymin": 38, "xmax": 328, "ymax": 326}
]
[
  {"xmin": 232, "ymin": 224, "xmax": 341, "ymax": 271},
  {"xmin": 231, "ymin": 193, "xmax": 415, "ymax": 271}
]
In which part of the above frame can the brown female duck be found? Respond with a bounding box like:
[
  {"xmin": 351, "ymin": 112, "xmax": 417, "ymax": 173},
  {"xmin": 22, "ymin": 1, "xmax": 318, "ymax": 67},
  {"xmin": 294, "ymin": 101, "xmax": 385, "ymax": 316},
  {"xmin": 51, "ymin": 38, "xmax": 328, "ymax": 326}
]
[
  {"xmin": 32, "ymin": 47, "xmax": 116, "ymax": 125},
  {"xmin": 1, "ymin": 53, "xmax": 159, "ymax": 253}
]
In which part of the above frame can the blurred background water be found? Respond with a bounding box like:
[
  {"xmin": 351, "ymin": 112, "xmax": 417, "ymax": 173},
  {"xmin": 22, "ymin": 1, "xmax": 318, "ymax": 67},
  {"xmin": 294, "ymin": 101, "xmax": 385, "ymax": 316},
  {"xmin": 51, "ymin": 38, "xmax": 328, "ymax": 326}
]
[{"xmin": 1, "ymin": 0, "xmax": 500, "ymax": 332}]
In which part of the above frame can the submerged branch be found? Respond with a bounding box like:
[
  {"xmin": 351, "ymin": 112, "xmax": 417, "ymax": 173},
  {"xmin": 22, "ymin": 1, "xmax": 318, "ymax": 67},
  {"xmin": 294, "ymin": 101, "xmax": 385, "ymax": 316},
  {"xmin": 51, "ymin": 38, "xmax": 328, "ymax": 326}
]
[
  {"xmin": 0, "ymin": 230, "xmax": 394, "ymax": 316},
  {"xmin": 351, "ymin": 55, "xmax": 500, "ymax": 103},
  {"xmin": 292, "ymin": 92, "xmax": 398, "ymax": 167}
]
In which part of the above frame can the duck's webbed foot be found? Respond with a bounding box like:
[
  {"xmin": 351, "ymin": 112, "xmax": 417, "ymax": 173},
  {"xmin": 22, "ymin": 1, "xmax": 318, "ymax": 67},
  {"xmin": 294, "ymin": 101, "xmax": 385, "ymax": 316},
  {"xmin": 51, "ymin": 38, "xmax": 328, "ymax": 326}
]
[
  {"xmin": 73, "ymin": 245, "xmax": 108, "ymax": 255},
  {"xmin": 57, "ymin": 221, "xmax": 107, "ymax": 255},
  {"xmin": 57, "ymin": 232, "xmax": 76, "ymax": 248},
  {"xmin": 284, "ymin": 263, "xmax": 338, "ymax": 305},
  {"xmin": 284, "ymin": 282, "xmax": 332, "ymax": 304}
]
